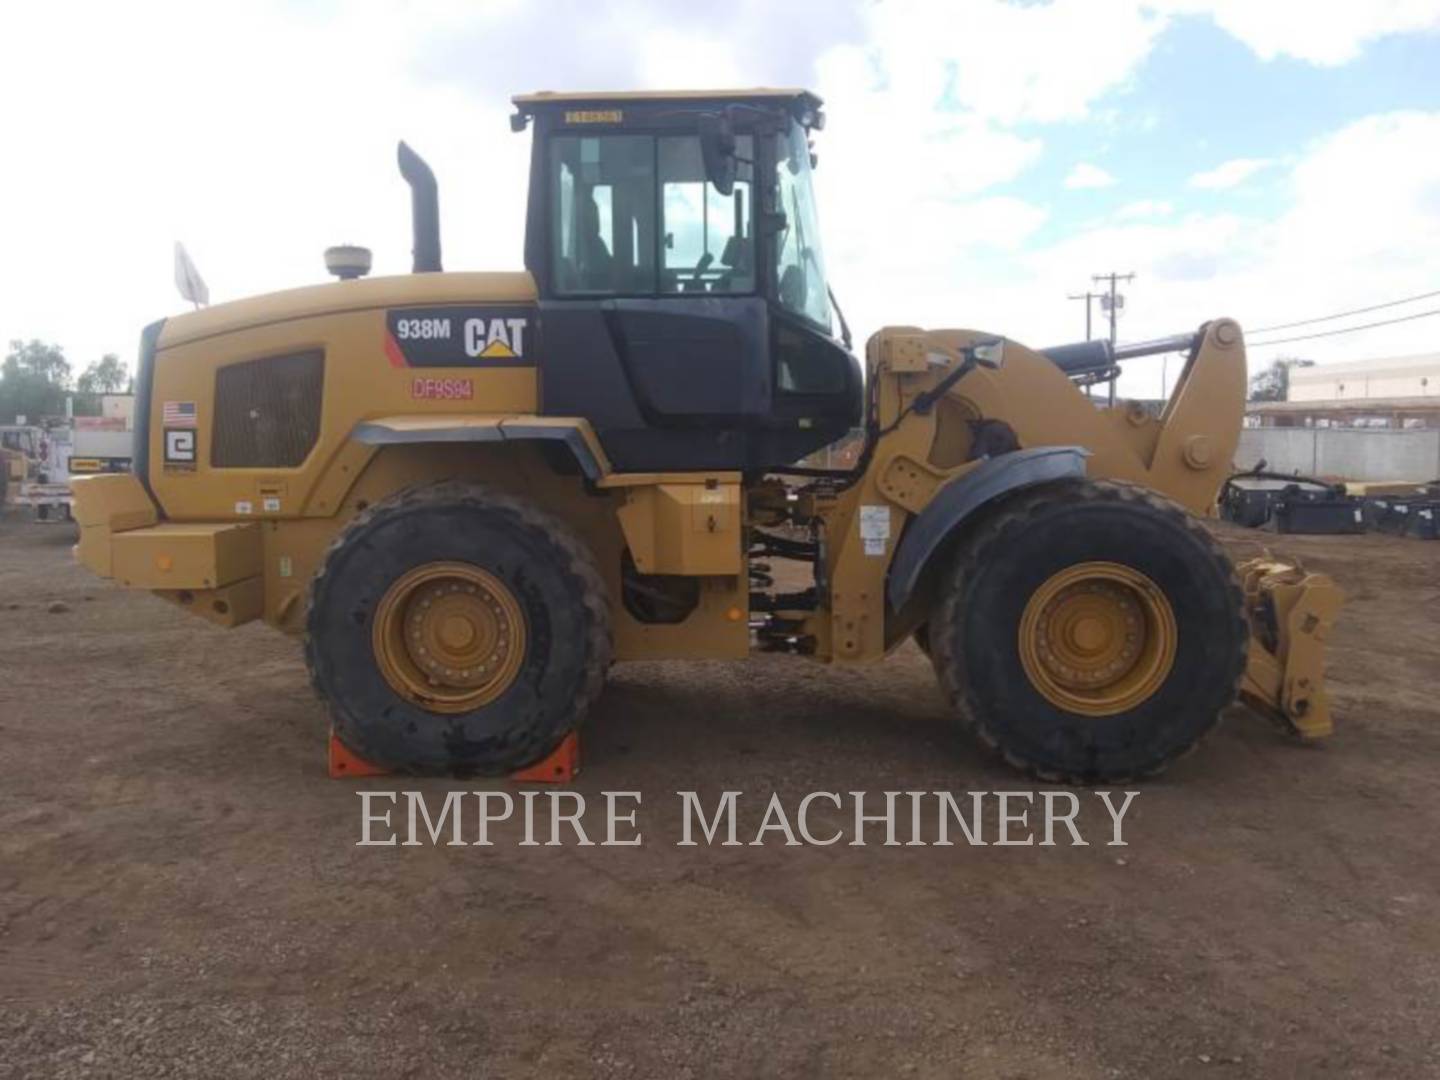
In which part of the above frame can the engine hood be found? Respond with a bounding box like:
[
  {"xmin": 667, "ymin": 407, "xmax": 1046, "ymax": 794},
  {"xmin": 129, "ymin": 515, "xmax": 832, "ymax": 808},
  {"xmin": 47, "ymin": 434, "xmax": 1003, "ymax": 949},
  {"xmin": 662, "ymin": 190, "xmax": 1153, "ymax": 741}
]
[{"xmin": 158, "ymin": 271, "xmax": 537, "ymax": 350}]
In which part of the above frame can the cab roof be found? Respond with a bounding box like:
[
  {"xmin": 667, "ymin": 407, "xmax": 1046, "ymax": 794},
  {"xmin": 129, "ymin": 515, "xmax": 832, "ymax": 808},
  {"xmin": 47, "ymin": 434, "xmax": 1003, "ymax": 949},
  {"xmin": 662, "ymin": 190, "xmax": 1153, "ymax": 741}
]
[{"xmin": 512, "ymin": 88, "xmax": 822, "ymax": 114}]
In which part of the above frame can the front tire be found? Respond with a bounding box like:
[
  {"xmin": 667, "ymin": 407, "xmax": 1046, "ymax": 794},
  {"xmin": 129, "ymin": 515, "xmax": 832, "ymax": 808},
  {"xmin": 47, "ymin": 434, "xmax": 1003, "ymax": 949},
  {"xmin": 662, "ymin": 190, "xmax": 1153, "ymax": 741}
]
[
  {"xmin": 929, "ymin": 479, "xmax": 1246, "ymax": 783},
  {"xmin": 305, "ymin": 483, "xmax": 611, "ymax": 773}
]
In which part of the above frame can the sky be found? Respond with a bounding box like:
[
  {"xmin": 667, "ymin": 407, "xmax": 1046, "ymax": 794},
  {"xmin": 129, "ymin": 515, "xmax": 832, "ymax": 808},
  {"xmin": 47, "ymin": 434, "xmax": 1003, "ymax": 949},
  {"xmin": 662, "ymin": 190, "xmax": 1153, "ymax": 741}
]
[{"xmin": 2, "ymin": 0, "xmax": 1439, "ymax": 398}]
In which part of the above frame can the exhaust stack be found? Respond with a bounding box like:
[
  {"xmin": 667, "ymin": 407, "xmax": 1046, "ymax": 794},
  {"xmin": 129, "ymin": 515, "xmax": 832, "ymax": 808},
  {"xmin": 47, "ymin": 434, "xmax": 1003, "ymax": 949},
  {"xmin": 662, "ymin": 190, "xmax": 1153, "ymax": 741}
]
[{"xmin": 397, "ymin": 141, "xmax": 442, "ymax": 273}]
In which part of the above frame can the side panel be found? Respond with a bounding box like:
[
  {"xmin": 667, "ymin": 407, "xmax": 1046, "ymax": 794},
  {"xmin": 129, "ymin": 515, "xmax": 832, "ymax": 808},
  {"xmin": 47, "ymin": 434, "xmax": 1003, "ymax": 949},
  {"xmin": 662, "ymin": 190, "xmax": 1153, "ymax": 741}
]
[
  {"xmin": 615, "ymin": 481, "xmax": 743, "ymax": 575},
  {"xmin": 146, "ymin": 307, "xmax": 537, "ymax": 522}
]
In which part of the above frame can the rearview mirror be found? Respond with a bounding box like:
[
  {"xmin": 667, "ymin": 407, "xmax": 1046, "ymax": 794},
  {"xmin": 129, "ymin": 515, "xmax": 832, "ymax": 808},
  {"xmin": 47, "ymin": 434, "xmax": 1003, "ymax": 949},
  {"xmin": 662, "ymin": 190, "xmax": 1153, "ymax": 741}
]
[{"xmin": 699, "ymin": 113, "xmax": 737, "ymax": 196}]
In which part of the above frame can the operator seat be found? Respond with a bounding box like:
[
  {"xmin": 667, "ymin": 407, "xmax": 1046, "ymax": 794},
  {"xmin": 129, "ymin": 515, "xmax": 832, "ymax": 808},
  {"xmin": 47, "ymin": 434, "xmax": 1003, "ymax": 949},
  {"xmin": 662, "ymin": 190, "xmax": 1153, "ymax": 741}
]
[
  {"xmin": 714, "ymin": 235, "xmax": 752, "ymax": 292},
  {"xmin": 574, "ymin": 191, "xmax": 613, "ymax": 290}
]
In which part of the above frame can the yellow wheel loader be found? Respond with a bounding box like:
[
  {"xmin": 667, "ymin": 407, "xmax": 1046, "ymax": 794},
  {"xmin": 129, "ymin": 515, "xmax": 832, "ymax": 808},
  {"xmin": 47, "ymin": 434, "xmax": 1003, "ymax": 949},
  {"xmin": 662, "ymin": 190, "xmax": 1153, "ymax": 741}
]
[{"xmin": 70, "ymin": 89, "xmax": 1341, "ymax": 782}]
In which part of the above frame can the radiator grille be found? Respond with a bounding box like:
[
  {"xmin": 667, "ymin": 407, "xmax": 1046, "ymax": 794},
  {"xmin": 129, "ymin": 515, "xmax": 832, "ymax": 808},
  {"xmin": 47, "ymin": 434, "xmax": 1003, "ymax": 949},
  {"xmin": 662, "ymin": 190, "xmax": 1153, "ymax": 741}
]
[{"xmin": 211, "ymin": 351, "xmax": 324, "ymax": 468}]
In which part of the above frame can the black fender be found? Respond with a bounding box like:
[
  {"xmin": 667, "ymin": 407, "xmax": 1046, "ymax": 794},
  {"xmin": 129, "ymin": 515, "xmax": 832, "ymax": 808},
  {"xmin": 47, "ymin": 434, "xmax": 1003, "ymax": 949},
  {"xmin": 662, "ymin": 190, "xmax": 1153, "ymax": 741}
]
[
  {"xmin": 351, "ymin": 418, "xmax": 605, "ymax": 480},
  {"xmin": 886, "ymin": 446, "xmax": 1089, "ymax": 611}
]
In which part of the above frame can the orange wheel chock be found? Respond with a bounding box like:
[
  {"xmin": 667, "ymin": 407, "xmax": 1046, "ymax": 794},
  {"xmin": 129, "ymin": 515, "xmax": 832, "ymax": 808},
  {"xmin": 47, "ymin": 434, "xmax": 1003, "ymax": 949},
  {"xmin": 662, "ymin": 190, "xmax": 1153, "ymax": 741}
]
[
  {"xmin": 327, "ymin": 730, "xmax": 392, "ymax": 779},
  {"xmin": 326, "ymin": 728, "xmax": 581, "ymax": 784}
]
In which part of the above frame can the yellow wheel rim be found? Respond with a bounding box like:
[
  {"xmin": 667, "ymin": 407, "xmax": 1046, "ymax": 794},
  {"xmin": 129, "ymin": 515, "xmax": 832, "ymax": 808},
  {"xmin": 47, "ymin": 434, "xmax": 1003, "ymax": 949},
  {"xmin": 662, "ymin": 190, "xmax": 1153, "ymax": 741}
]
[
  {"xmin": 1018, "ymin": 561, "xmax": 1177, "ymax": 717},
  {"xmin": 373, "ymin": 561, "xmax": 526, "ymax": 714}
]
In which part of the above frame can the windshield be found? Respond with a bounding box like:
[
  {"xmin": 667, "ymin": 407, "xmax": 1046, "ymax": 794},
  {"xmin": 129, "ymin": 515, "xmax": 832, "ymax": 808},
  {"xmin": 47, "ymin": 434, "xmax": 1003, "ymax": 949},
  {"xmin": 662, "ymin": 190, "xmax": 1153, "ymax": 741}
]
[{"xmin": 772, "ymin": 120, "xmax": 831, "ymax": 330}]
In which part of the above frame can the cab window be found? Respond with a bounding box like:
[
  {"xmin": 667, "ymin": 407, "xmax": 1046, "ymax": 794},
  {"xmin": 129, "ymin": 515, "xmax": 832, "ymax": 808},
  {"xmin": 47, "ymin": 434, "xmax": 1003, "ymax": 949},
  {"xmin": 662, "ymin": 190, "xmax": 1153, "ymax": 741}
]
[
  {"xmin": 550, "ymin": 134, "xmax": 654, "ymax": 294},
  {"xmin": 771, "ymin": 120, "xmax": 831, "ymax": 330},
  {"xmin": 549, "ymin": 133, "xmax": 753, "ymax": 296},
  {"xmin": 658, "ymin": 135, "xmax": 753, "ymax": 294}
]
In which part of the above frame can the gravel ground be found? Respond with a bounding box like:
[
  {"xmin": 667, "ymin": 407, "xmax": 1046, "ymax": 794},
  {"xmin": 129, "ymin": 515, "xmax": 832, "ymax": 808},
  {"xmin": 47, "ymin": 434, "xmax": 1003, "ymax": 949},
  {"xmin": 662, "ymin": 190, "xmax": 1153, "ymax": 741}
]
[{"xmin": 1, "ymin": 511, "xmax": 1438, "ymax": 1078}]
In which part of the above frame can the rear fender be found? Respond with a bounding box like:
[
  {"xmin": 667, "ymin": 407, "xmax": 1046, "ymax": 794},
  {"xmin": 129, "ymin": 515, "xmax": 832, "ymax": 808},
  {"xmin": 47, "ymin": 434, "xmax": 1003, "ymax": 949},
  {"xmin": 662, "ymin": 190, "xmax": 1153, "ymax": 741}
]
[{"xmin": 351, "ymin": 415, "xmax": 610, "ymax": 481}]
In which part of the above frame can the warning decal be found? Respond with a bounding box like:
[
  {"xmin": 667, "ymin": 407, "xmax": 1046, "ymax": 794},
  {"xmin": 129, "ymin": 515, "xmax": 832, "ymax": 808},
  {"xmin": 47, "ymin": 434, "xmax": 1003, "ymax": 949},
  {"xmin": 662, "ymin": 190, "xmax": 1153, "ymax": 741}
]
[{"xmin": 859, "ymin": 505, "xmax": 890, "ymax": 558}]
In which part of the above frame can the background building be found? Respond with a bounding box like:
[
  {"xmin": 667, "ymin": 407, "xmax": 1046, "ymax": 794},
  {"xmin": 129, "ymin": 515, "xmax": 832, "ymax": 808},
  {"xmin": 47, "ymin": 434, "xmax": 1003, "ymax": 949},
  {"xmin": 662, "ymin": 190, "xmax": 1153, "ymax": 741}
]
[{"xmin": 1249, "ymin": 351, "xmax": 1440, "ymax": 430}]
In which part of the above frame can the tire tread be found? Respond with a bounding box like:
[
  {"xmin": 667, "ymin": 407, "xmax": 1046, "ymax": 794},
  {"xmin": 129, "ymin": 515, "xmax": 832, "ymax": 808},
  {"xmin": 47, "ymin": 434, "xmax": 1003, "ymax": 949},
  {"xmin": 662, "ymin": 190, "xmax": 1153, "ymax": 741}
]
[
  {"xmin": 304, "ymin": 481, "xmax": 611, "ymax": 771},
  {"xmin": 929, "ymin": 478, "xmax": 1247, "ymax": 783}
]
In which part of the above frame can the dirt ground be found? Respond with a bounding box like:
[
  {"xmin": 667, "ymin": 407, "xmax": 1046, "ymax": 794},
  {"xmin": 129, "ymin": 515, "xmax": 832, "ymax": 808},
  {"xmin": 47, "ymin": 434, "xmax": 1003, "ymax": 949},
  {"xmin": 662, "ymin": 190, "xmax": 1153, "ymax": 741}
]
[{"xmin": 1, "ymin": 511, "xmax": 1438, "ymax": 1079}]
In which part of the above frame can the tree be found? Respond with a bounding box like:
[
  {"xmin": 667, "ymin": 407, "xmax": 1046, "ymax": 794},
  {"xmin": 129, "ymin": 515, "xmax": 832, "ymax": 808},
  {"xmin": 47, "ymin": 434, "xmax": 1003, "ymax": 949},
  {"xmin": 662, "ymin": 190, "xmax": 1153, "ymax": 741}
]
[
  {"xmin": 1247, "ymin": 356, "xmax": 1314, "ymax": 402},
  {"xmin": 77, "ymin": 353, "xmax": 131, "ymax": 395},
  {"xmin": 0, "ymin": 340, "xmax": 72, "ymax": 422},
  {"xmin": 1248, "ymin": 361, "xmax": 1287, "ymax": 402}
]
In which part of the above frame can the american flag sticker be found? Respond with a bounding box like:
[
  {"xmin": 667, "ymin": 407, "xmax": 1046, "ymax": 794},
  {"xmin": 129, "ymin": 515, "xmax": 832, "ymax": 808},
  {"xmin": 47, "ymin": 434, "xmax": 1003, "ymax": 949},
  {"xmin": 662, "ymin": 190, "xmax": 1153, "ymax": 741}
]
[{"xmin": 162, "ymin": 401, "xmax": 197, "ymax": 428}]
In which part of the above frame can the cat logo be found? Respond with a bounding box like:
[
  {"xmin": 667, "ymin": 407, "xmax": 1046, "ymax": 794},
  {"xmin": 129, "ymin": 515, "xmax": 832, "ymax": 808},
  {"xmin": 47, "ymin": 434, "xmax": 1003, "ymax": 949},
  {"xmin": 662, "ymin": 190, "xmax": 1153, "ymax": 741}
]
[
  {"xmin": 464, "ymin": 316, "xmax": 526, "ymax": 359},
  {"xmin": 385, "ymin": 306, "xmax": 534, "ymax": 368}
]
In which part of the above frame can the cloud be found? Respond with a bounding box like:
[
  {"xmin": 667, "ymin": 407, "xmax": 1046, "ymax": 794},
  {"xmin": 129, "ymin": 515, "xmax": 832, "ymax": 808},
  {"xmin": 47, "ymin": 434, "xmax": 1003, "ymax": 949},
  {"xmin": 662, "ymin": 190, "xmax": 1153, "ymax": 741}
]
[
  {"xmin": 1018, "ymin": 110, "xmax": 1440, "ymax": 390},
  {"xmin": 1115, "ymin": 199, "xmax": 1174, "ymax": 219},
  {"xmin": 414, "ymin": 0, "xmax": 866, "ymax": 98},
  {"xmin": 822, "ymin": 106, "xmax": 1440, "ymax": 396},
  {"xmin": 1165, "ymin": 0, "xmax": 1440, "ymax": 65},
  {"xmin": 1277, "ymin": 111, "xmax": 1440, "ymax": 274},
  {"xmin": 2, "ymin": 0, "xmax": 1438, "ymax": 402},
  {"xmin": 634, "ymin": 30, "xmax": 746, "ymax": 89},
  {"xmin": 1065, "ymin": 164, "xmax": 1117, "ymax": 190},
  {"xmin": 803, "ymin": 1, "xmax": 1177, "ymax": 340},
  {"xmin": 859, "ymin": 0, "xmax": 1170, "ymax": 125},
  {"xmin": 0, "ymin": 0, "xmax": 871, "ymax": 373},
  {"xmin": 1189, "ymin": 158, "xmax": 1275, "ymax": 189}
]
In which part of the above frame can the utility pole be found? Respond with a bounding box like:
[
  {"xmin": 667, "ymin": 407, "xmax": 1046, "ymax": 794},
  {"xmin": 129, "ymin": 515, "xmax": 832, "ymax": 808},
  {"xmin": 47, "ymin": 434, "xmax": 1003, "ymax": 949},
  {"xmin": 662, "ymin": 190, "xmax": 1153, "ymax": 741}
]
[
  {"xmin": 1093, "ymin": 271, "xmax": 1135, "ymax": 404},
  {"xmin": 1067, "ymin": 291, "xmax": 1097, "ymax": 341},
  {"xmin": 1093, "ymin": 271, "xmax": 1134, "ymax": 347}
]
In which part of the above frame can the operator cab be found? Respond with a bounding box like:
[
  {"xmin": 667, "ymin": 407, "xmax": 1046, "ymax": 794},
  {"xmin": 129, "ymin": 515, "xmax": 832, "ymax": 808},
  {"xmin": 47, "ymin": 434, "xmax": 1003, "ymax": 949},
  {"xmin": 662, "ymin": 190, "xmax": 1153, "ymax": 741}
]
[{"xmin": 512, "ymin": 90, "xmax": 862, "ymax": 472}]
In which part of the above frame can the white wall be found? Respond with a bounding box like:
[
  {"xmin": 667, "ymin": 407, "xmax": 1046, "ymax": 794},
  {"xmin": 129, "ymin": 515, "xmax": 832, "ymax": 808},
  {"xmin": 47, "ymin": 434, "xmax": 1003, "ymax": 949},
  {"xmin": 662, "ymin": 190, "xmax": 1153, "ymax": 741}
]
[
  {"xmin": 100, "ymin": 395, "xmax": 136, "ymax": 429},
  {"xmin": 1237, "ymin": 428, "xmax": 1440, "ymax": 481}
]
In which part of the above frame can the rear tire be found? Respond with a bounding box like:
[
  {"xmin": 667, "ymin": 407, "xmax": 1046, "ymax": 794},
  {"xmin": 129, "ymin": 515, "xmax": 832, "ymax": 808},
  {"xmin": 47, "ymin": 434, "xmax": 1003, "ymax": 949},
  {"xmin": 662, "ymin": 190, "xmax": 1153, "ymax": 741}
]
[
  {"xmin": 929, "ymin": 479, "xmax": 1246, "ymax": 783},
  {"xmin": 305, "ymin": 482, "xmax": 611, "ymax": 773}
]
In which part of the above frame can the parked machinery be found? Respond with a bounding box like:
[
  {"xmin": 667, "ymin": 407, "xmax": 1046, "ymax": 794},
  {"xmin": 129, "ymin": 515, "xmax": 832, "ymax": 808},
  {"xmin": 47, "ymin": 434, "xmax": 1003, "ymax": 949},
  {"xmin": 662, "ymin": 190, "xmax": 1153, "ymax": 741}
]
[
  {"xmin": 0, "ymin": 424, "xmax": 70, "ymax": 520},
  {"xmin": 69, "ymin": 89, "xmax": 1342, "ymax": 780}
]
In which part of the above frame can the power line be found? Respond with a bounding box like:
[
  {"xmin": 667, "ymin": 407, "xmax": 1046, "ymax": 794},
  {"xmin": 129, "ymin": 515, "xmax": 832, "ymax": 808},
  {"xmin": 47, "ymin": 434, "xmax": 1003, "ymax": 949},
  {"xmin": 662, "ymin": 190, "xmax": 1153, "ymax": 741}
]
[
  {"xmin": 1248, "ymin": 307, "xmax": 1440, "ymax": 348},
  {"xmin": 1248, "ymin": 288, "xmax": 1440, "ymax": 333}
]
